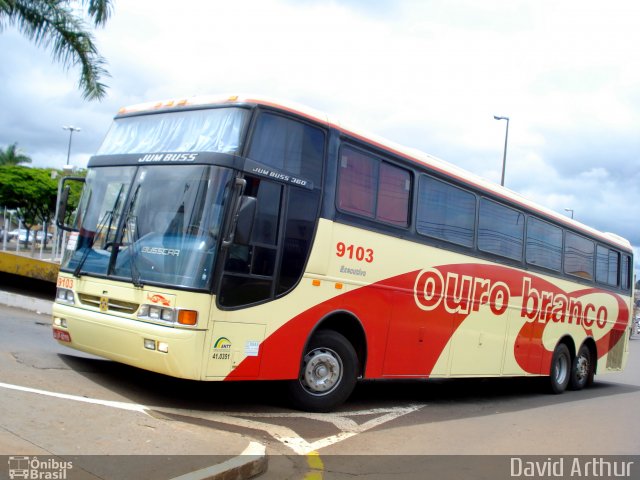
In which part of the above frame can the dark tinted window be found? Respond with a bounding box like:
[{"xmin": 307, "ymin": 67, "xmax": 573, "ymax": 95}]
[
  {"xmin": 219, "ymin": 175, "xmax": 320, "ymax": 308},
  {"xmin": 337, "ymin": 145, "xmax": 411, "ymax": 227},
  {"xmin": 250, "ymin": 181, "xmax": 281, "ymax": 247},
  {"xmin": 377, "ymin": 162, "xmax": 411, "ymax": 226},
  {"xmin": 478, "ymin": 198, "xmax": 524, "ymax": 260},
  {"xmin": 278, "ymin": 188, "xmax": 321, "ymax": 294},
  {"xmin": 596, "ymin": 245, "xmax": 619, "ymax": 286},
  {"xmin": 417, "ymin": 176, "xmax": 476, "ymax": 247},
  {"xmin": 565, "ymin": 232, "xmax": 594, "ymax": 280},
  {"xmin": 219, "ymin": 180, "xmax": 283, "ymax": 307},
  {"xmin": 526, "ymin": 217, "xmax": 562, "ymax": 271},
  {"xmin": 248, "ymin": 113, "xmax": 325, "ymax": 186},
  {"xmin": 337, "ymin": 147, "xmax": 376, "ymax": 218},
  {"xmin": 621, "ymin": 255, "xmax": 631, "ymax": 290}
]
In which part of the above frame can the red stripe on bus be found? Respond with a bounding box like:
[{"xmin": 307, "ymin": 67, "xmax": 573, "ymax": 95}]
[{"xmin": 225, "ymin": 264, "xmax": 628, "ymax": 381}]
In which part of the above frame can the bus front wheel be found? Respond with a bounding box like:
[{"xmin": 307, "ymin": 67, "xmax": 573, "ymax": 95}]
[{"xmin": 287, "ymin": 330, "xmax": 358, "ymax": 412}]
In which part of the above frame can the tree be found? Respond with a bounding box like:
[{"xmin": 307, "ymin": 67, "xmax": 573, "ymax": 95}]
[
  {"xmin": 0, "ymin": 0, "xmax": 113, "ymax": 100},
  {"xmin": 0, "ymin": 165, "xmax": 58, "ymax": 246},
  {"xmin": 0, "ymin": 142, "xmax": 32, "ymax": 165}
]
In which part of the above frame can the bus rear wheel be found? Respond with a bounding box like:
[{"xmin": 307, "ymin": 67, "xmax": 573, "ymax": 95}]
[
  {"xmin": 287, "ymin": 330, "xmax": 358, "ymax": 412},
  {"xmin": 569, "ymin": 344, "xmax": 595, "ymax": 390},
  {"xmin": 549, "ymin": 343, "xmax": 571, "ymax": 394}
]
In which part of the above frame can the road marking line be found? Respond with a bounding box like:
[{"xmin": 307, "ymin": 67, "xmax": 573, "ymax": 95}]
[
  {"xmin": 304, "ymin": 450, "xmax": 324, "ymax": 480},
  {"xmin": 152, "ymin": 404, "xmax": 423, "ymax": 455},
  {"xmin": 216, "ymin": 406, "xmax": 419, "ymax": 430},
  {"xmin": 306, "ymin": 451, "xmax": 324, "ymax": 470},
  {"xmin": 169, "ymin": 441, "xmax": 266, "ymax": 480},
  {"xmin": 0, "ymin": 381, "xmax": 423, "ymax": 455},
  {"xmin": 0, "ymin": 381, "xmax": 149, "ymax": 414}
]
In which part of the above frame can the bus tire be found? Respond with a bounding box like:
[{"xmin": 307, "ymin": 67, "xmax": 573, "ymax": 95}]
[
  {"xmin": 549, "ymin": 343, "xmax": 571, "ymax": 394},
  {"xmin": 287, "ymin": 330, "xmax": 358, "ymax": 412},
  {"xmin": 569, "ymin": 344, "xmax": 594, "ymax": 390}
]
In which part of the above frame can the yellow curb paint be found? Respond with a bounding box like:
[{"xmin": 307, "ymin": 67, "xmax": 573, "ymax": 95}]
[
  {"xmin": 304, "ymin": 451, "xmax": 324, "ymax": 479},
  {"xmin": 0, "ymin": 251, "xmax": 59, "ymax": 282}
]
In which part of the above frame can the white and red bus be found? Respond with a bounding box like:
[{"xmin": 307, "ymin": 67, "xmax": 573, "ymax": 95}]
[{"xmin": 53, "ymin": 95, "xmax": 634, "ymax": 411}]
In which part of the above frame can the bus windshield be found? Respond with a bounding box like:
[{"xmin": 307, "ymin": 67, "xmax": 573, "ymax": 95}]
[
  {"xmin": 96, "ymin": 107, "xmax": 248, "ymax": 155},
  {"xmin": 61, "ymin": 164, "xmax": 233, "ymax": 290}
]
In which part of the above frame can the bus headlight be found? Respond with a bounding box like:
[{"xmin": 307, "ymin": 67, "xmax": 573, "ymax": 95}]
[
  {"xmin": 137, "ymin": 305, "xmax": 197, "ymax": 327},
  {"xmin": 56, "ymin": 288, "xmax": 75, "ymax": 304},
  {"xmin": 53, "ymin": 317, "xmax": 68, "ymax": 328}
]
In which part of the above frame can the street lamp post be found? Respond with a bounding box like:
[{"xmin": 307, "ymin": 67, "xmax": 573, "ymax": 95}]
[
  {"xmin": 564, "ymin": 208, "xmax": 574, "ymax": 219},
  {"xmin": 494, "ymin": 115, "xmax": 509, "ymax": 186},
  {"xmin": 58, "ymin": 125, "xmax": 80, "ymax": 259},
  {"xmin": 62, "ymin": 125, "xmax": 81, "ymax": 167}
]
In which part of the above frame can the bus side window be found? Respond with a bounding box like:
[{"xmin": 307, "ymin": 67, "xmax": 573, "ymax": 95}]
[
  {"xmin": 219, "ymin": 178, "xmax": 283, "ymax": 306},
  {"xmin": 621, "ymin": 255, "xmax": 631, "ymax": 290},
  {"xmin": 337, "ymin": 148, "xmax": 376, "ymax": 218},
  {"xmin": 564, "ymin": 232, "xmax": 595, "ymax": 280},
  {"xmin": 337, "ymin": 145, "xmax": 411, "ymax": 227},
  {"xmin": 478, "ymin": 198, "xmax": 524, "ymax": 261}
]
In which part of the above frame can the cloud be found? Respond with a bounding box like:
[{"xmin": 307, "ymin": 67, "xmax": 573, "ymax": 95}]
[{"xmin": 0, "ymin": 0, "xmax": 638, "ymax": 277}]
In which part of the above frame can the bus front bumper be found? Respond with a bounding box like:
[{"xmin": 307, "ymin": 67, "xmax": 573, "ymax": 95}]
[{"xmin": 52, "ymin": 303, "xmax": 208, "ymax": 380}]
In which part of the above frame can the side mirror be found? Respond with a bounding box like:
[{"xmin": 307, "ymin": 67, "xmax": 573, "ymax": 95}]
[
  {"xmin": 56, "ymin": 185, "xmax": 71, "ymax": 229},
  {"xmin": 56, "ymin": 176, "xmax": 85, "ymax": 231},
  {"xmin": 234, "ymin": 196, "xmax": 257, "ymax": 245}
]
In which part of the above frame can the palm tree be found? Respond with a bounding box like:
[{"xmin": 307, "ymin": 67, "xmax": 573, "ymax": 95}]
[
  {"xmin": 0, "ymin": 143, "xmax": 32, "ymax": 165},
  {"xmin": 0, "ymin": 0, "xmax": 113, "ymax": 100}
]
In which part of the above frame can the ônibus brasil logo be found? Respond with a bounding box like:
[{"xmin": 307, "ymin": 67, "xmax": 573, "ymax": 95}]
[{"xmin": 8, "ymin": 456, "xmax": 73, "ymax": 479}]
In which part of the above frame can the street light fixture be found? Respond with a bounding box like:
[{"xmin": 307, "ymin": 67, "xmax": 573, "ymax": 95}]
[
  {"xmin": 493, "ymin": 115, "xmax": 509, "ymax": 186},
  {"xmin": 62, "ymin": 125, "xmax": 81, "ymax": 167},
  {"xmin": 564, "ymin": 208, "xmax": 574, "ymax": 219},
  {"xmin": 58, "ymin": 125, "xmax": 80, "ymax": 258}
]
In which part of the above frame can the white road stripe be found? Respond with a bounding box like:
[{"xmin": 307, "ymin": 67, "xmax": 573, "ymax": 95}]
[
  {"xmin": 0, "ymin": 381, "xmax": 149, "ymax": 414},
  {"xmin": 0, "ymin": 381, "xmax": 422, "ymax": 455},
  {"xmin": 151, "ymin": 404, "xmax": 423, "ymax": 455},
  {"xmin": 169, "ymin": 441, "xmax": 266, "ymax": 480}
]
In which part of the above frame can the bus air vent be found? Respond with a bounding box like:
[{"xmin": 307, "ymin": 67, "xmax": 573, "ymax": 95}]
[{"xmin": 78, "ymin": 293, "xmax": 139, "ymax": 314}]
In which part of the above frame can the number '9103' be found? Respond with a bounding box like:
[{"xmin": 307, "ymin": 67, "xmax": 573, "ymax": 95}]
[{"xmin": 336, "ymin": 242, "xmax": 374, "ymax": 263}]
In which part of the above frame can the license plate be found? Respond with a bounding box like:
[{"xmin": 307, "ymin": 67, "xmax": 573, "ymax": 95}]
[{"xmin": 53, "ymin": 328, "xmax": 71, "ymax": 342}]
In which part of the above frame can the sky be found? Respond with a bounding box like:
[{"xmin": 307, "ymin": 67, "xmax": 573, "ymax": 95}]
[{"xmin": 1, "ymin": 0, "xmax": 639, "ymax": 277}]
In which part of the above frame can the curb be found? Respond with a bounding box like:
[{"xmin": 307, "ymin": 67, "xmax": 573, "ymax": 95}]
[
  {"xmin": 0, "ymin": 251, "xmax": 59, "ymax": 283},
  {"xmin": 170, "ymin": 442, "xmax": 268, "ymax": 480},
  {"xmin": 0, "ymin": 290, "xmax": 52, "ymax": 316}
]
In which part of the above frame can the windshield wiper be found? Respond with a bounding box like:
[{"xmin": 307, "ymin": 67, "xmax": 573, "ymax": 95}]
[
  {"xmin": 73, "ymin": 209, "xmax": 112, "ymax": 278},
  {"xmin": 73, "ymin": 184, "xmax": 125, "ymax": 278},
  {"xmin": 123, "ymin": 184, "xmax": 144, "ymax": 287},
  {"xmin": 126, "ymin": 214, "xmax": 144, "ymax": 288}
]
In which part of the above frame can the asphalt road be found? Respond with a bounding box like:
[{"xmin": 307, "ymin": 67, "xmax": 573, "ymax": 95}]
[{"xmin": 1, "ymin": 304, "xmax": 639, "ymax": 479}]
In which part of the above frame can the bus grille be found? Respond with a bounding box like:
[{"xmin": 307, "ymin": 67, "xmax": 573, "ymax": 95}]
[{"xmin": 78, "ymin": 293, "xmax": 139, "ymax": 314}]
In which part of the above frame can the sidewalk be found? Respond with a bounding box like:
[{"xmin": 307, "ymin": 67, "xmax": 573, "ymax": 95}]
[
  {"xmin": 0, "ymin": 288, "xmax": 53, "ymax": 315},
  {"xmin": 0, "ymin": 287, "xmax": 268, "ymax": 480}
]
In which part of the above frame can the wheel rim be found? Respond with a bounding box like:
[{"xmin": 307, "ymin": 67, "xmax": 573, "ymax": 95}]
[
  {"xmin": 554, "ymin": 353, "xmax": 569, "ymax": 385},
  {"xmin": 300, "ymin": 347, "xmax": 343, "ymax": 396},
  {"xmin": 575, "ymin": 352, "xmax": 590, "ymax": 382}
]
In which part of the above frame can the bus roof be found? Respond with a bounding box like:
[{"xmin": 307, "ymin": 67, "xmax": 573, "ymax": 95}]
[{"xmin": 116, "ymin": 94, "xmax": 632, "ymax": 252}]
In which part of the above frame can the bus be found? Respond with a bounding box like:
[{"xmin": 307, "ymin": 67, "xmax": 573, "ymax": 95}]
[{"xmin": 53, "ymin": 94, "xmax": 634, "ymax": 412}]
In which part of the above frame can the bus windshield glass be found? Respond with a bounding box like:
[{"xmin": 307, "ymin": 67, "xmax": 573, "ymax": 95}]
[
  {"xmin": 61, "ymin": 165, "xmax": 233, "ymax": 290},
  {"xmin": 96, "ymin": 107, "xmax": 248, "ymax": 155}
]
